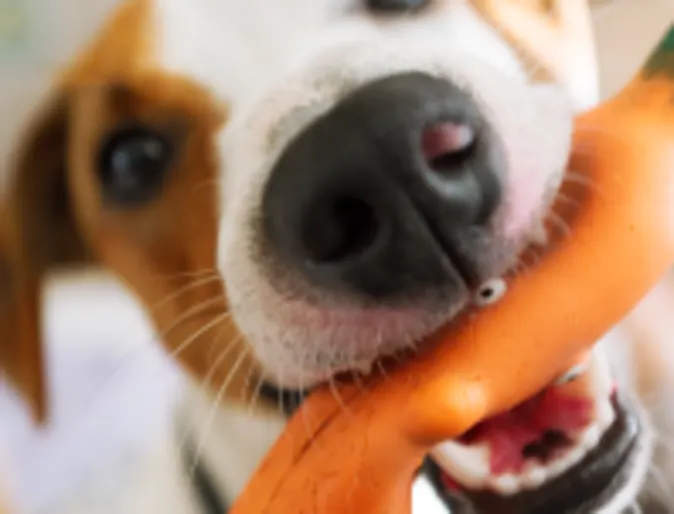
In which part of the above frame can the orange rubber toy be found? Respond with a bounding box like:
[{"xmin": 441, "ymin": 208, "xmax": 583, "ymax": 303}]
[{"xmin": 230, "ymin": 26, "xmax": 674, "ymax": 514}]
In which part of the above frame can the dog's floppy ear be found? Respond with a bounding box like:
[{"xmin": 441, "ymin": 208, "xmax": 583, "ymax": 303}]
[{"xmin": 0, "ymin": 93, "xmax": 89, "ymax": 423}]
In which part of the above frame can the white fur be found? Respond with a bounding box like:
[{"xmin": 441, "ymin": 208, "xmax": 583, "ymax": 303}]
[{"xmin": 178, "ymin": 385, "xmax": 287, "ymax": 504}]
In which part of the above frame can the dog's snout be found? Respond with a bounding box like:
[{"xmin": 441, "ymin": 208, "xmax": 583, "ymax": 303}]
[{"xmin": 262, "ymin": 72, "xmax": 505, "ymax": 299}]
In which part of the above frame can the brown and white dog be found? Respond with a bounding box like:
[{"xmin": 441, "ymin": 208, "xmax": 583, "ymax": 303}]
[{"xmin": 1, "ymin": 0, "xmax": 673, "ymax": 512}]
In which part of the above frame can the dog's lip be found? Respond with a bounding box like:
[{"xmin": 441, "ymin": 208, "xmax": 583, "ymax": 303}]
[{"xmin": 424, "ymin": 394, "xmax": 641, "ymax": 514}]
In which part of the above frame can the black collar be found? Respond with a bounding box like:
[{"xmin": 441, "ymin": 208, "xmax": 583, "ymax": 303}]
[
  {"xmin": 183, "ymin": 385, "xmax": 470, "ymax": 514},
  {"xmin": 182, "ymin": 437, "xmax": 229, "ymax": 514},
  {"xmin": 258, "ymin": 381, "xmax": 308, "ymax": 416},
  {"xmin": 183, "ymin": 382, "xmax": 303, "ymax": 513}
]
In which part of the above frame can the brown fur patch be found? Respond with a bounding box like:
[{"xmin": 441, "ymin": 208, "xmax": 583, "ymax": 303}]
[
  {"xmin": 1, "ymin": 0, "xmax": 262, "ymax": 420},
  {"xmin": 66, "ymin": 72, "xmax": 260, "ymax": 401}
]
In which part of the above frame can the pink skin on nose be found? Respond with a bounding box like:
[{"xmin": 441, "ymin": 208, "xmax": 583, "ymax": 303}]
[
  {"xmin": 421, "ymin": 122, "xmax": 474, "ymax": 163},
  {"xmin": 422, "ymin": 122, "xmax": 550, "ymax": 241}
]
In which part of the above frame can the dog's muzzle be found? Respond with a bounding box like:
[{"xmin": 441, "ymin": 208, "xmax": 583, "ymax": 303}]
[{"xmin": 261, "ymin": 72, "xmax": 504, "ymax": 302}]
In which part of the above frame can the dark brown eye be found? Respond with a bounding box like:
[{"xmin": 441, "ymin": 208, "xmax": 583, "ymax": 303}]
[
  {"xmin": 98, "ymin": 123, "xmax": 174, "ymax": 207},
  {"xmin": 366, "ymin": 0, "xmax": 431, "ymax": 12}
]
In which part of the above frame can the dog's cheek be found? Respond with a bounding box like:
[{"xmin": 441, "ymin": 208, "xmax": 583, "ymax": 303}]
[{"xmin": 487, "ymin": 84, "xmax": 573, "ymax": 241}]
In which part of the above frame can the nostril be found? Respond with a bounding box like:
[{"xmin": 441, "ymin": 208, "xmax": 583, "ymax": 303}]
[
  {"xmin": 302, "ymin": 195, "xmax": 381, "ymax": 264},
  {"xmin": 421, "ymin": 122, "xmax": 476, "ymax": 172}
]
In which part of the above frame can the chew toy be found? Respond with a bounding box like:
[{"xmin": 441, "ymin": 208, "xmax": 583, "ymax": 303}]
[{"xmin": 229, "ymin": 24, "xmax": 674, "ymax": 514}]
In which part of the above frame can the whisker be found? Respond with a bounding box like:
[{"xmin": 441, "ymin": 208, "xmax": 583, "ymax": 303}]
[
  {"xmin": 545, "ymin": 209, "xmax": 573, "ymax": 239},
  {"xmin": 562, "ymin": 171, "xmax": 602, "ymax": 194},
  {"xmin": 297, "ymin": 371, "xmax": 321, "ymax": 451},
  {"xmin": 149, "ymin": 268, "xmax": 219, "ymax": 280},
  {"xmin": 239, "ymin": 358, "xmax": 258, "ymax": 403},
  {"xmin": 376, "ymin": 360, "xmax": 390, "ymax": 382},
  {"xmin": 245, "ymin": 373, "xmax": 267, "ymax": 417},
  {"xmin": 173, "ymin": 333, "xmax": 244, "ymax": 465},
  {"xmin": 147, "ymin": 275, "xmax": 223, "ymax": 315},
  {"xmin": 554, "ymin": 191, "xmax": 584, "ymax": 209},
  {"xmin": 188, "ymin": 345, "xmax": 251, "ymax": 478},
  {"xmin": 510, "ymin": 256, "xmax": 529, "ymax": 277},
  {"xmin": 514, "ymin": 244, "xmax": 545, "ymax": 275},
  {"xmin": 191, "ymin": 178, "xmax": 224, "ymax": 196},
  {"xmin": 328, "ymin": 375, "xmax": 353, "ymax": 418},
  {"xmin": 164, "ymin": 309, "xmax": 232, "ymax": 363},
  {"xmin": 82, "ymin": 297, "xmax": 229, "ymax": 406},
  {"xmin": 349, "ymin": 369, "xmax": 367, "ymax": 397},
  {"xmin": 278, "ymin": 369, "xmax": 287, "ymax": 417}
]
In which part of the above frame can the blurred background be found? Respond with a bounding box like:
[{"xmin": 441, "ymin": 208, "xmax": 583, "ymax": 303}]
[
  {"xmin": 0, "ymin": 5, "xmax": 184, "ymax": 514},
  {"xmin": 0, "ymin": 0, "xmax": 673, "ymax": 512}
]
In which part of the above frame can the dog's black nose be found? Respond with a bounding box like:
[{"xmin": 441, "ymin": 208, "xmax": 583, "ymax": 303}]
[{"xmin": 262, "ymin": 72, "xmax": 504, "ymax": 300}]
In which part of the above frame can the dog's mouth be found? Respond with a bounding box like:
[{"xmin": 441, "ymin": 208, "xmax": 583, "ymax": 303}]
[
  {"xmin": 424, "ymin": 352, "xmax": 642, "ymax": 513},
  {"xmin": 262, "ymin": 348, "xmax": 643, "ymax": 513}
]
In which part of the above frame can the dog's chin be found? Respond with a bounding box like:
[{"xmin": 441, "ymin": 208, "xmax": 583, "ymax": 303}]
[{"xmin": 252, "ymin": 301, "xmax": 465, "ymax": 390}]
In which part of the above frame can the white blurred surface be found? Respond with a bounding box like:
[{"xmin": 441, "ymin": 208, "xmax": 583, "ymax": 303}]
[
  {"xmin": 0, "ymin": 0, "xmax": 121, "ymax": 188},
  {"xmin": 593, "ymin": 0, "xmax": 674, "ymax": 98},
  {"xmin": 0, "ymin": 274, "xmax": 186, "ymax": 513},
  {"xmin": 0, "ymin": 2, "xmax": 190, "ymax": 510}
]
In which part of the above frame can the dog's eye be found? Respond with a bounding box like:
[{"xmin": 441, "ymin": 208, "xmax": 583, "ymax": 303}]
[
  {"xmin": 98, "ymin": 124, "xmax": 174, "ymax": 207},
  {"xmin": 366, "ymin": 0, "xmax": 431, "ymax": 13}
]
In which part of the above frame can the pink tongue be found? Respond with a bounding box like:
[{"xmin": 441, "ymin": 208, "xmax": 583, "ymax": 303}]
[{"xmin": 460, "ymin": 389, "xmax": 594, "ymax": 475}]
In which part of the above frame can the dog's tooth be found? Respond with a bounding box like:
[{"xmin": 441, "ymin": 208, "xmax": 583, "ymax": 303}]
[
  {"xmin": 521, "ymin": 464, "xmax": 547, "ymax": 490},
  {"xmin": 579, "ymin": 425, "xmax": 601, "ymax": 450},
  {"xmin": 547, "ymin": 457, "xmax": 567, "ymax": 479},
  {"xmin": 488, "ymin": 474, "xmax": 520, "ymax": 496},
  {"xmin": 568, "ymin": 446, "xmax": 587, "ymax": 473},
  {"xmin": 431, "ymin": 441, "xmax": 489, "ymax": 490},
  {"xmin": 594, "ymin": 399, "xmax": 616, "ymax": 431},
  {"xmin": 548, "ymin": 445, "xmax": 583, "ymax": 479},
  {"xmin": 587, "ymin": 352, "xmax": 614, "ymax": 397},
  {"xmin": 430, "ymin": 352, "xmax": 620, "ymax": 501}
]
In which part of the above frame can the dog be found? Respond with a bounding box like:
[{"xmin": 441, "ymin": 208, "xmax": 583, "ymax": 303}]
[{"xmin": 1, "ymin": 0, "xmax": 672, "ymax": 512}]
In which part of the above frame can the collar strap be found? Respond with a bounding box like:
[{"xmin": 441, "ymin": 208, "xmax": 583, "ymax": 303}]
[
  {"xmin": 259, "ymin": 382, "xmax": 308, "ymax": 416},
  {"xmin": 182, "ymin": 436, "xmax": 230, "ymax": 514}
]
